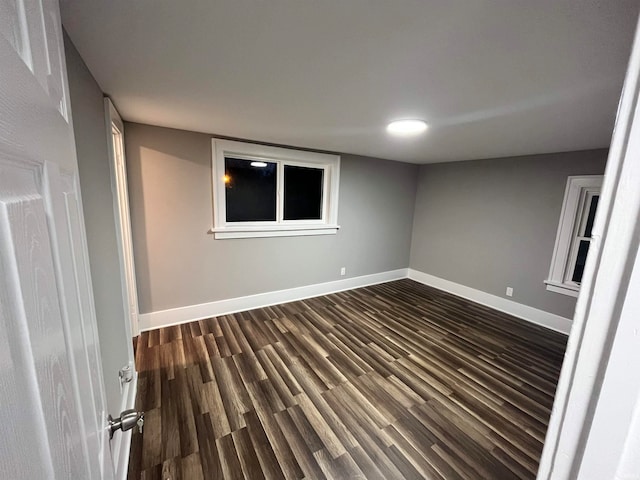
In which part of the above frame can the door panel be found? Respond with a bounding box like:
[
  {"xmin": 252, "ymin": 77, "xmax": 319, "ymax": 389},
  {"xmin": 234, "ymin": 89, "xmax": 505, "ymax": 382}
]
[
  {"xmin": 0, "ymin": 0, "xmax": 29, "ymax": 62},
  {"xmin": 0, "ymin": 160, "xmax": 55, "ymax": 480},
  {"xmin": 0, "ymin": 159, "xmax": 87, "ymax": 479},
  {"xmin": 60, "ymin": 170, "xmax": 113, "ymax": 475},
  {"xmin": 0, "ymin": 284, "xmax": 51, "ymax": 480},
  {"xmin": 41, "ymin": 0, "xmax": 68, "ymax": 118}
]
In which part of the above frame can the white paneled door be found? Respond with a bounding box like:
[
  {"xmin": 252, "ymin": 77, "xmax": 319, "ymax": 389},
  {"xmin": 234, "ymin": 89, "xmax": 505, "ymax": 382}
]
[{"xmin": 0, "ymin": 0, "xmax": 114, "ymax": 479}]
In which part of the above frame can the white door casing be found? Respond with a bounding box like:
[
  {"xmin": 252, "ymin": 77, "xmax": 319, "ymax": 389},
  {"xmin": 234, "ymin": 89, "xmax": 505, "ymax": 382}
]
[
  {"xmin": 0, "ymin": 0, "xmax": 114, "ymax": 478},
  {"xmin": 105, "ymin": 98, "xmax": 140, "ymax": 339},
  {"xmin": 104, "ymin": 98, "xmax": 139, "ymax": 479}
]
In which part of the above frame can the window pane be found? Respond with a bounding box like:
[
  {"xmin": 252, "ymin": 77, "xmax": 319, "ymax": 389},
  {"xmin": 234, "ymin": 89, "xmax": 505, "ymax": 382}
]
[
  {"xmin": 584, "ymin": 195, "xmax": 599, "ymax": 238},
  {"xmin": 225, "ymin": 157, "xmax": 277, "ymax": 222},
  {"xmin": 572, "ymin": 240, "xmax": 591, "ymax": 283},
  {"xmin": 284, "ymin": 165, "xmax": 324, "ymax": 220}
]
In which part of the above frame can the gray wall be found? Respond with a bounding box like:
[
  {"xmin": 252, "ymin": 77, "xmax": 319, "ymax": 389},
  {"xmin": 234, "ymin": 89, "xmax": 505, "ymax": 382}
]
[
  {"xmin": 64, "ymin": 35, "xmax": 130, "ymax": 415},
  {"xmin": 124, "ymin": 122, "xmax": 419, "ymax": 314},
  {"xmin": 409, "ymin": 149, "xmax": 608, "ymax": 318}
]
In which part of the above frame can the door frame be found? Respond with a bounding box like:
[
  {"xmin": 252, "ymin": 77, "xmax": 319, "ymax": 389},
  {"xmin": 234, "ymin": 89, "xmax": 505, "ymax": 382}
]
[
  {"xmin": 537, "ymin": 14, "xmax": 640, "ymax": 480},
  {"xmin": 104, "ymin": 98, "xmax": 139, "ymax": 479},
  {"xmin": 104, "ymin": 98, "xmax": 139, "ymax": 338}
]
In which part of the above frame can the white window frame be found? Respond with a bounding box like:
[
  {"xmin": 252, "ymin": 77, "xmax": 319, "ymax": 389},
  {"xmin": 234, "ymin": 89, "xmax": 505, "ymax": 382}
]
[
  {"xmin": 211, "ymin": 139, "xmax": 340, "ymax": 239},
  {"xmin": 545, "ymin": 175, "xmax": 603, "ymax": 296}
]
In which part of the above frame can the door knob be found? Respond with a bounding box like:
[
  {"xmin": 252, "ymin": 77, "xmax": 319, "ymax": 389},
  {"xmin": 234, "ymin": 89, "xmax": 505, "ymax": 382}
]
[{"xmin": 108, "ymin": 409, "xmax": 144, "ymax": 438}]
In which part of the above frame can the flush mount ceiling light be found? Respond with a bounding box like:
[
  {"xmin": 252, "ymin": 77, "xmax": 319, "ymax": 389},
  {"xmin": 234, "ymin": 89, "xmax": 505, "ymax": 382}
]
[
  {"xmin": 386, "ymin": 119, "xmax": 428, "ymax": 136},
  {"xmin": 250, "ymin": 161, "xmax": 268, "ymax": 167}
]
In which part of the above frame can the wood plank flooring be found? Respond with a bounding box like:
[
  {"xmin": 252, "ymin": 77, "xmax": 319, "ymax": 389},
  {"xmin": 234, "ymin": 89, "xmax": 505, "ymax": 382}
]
[{"xmin": 128, "ymin": 279, "xmax": 567, "ymax": 479}]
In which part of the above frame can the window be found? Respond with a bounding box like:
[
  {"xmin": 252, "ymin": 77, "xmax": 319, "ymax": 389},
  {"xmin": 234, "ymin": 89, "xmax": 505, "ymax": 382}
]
[
  {"xmin": 545, "ymin": 175, "xmax": 603, "ymax": 296},
  {"xmin": 211, "ymin": 139, "xmax": 340, "ymax": 239}
]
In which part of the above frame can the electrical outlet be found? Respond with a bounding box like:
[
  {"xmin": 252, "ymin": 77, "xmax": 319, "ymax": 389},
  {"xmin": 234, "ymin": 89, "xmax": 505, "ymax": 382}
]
[
  {"xmin": 340, "ymin": 267, "xmax": 346, "ymax": 276},
  {"xmin": 506, "ymin": 287, "xmax": 513, "ymax": 297}
]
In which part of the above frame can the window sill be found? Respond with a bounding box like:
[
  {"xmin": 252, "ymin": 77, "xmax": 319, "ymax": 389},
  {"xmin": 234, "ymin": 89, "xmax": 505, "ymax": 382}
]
[
  {"xmin": 544, "ymin": 280, "xmax": 580, "ymax": 297},
  {"xmin": 209, "ymin": 224, "xmax": 340, "ymax": 239}
]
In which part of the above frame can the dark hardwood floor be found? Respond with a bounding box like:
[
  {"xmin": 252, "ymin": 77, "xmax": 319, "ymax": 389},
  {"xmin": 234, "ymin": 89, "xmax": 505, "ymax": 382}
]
[{"xmin": 128, "ymin": 279, "xmax": 567, "ymax": 480}]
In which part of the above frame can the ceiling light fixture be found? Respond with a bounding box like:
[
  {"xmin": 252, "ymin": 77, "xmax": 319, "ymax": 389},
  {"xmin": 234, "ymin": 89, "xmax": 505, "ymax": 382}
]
[
  {"xmin": 251, "ymin": 161, "xmax": 268, "ymax": 167},
  {"xmin": 386, "ymin": 119, "xmax": 428, "ymax": 136}
]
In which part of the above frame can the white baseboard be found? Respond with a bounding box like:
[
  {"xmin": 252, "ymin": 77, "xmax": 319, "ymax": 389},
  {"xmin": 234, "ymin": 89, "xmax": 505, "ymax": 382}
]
[
  {"xmin": 408, "ymin": 269, "xmax": 572, "ymax": 335},
  {"xmin": 113, "ymin": 370, "xmax": 138, "ymax": 480},
  {"xmin": 138, "ymin": 268, "xmax": 409, "ymax": 332},
  {"xmin": 138, "ymin": 267, "xmax": 571, "ymax": 335}
]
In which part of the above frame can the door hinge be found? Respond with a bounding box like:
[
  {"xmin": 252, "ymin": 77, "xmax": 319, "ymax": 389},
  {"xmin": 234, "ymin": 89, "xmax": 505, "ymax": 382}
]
[{"xmin": 118, "ymin": 364, "xmax": 133, "ymax": 392}]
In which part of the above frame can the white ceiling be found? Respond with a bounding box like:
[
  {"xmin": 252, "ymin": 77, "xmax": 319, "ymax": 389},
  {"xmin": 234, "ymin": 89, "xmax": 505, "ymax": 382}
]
[{"xmin": 61, "ymin": 0, "xmax": 639, "ymax": 164}]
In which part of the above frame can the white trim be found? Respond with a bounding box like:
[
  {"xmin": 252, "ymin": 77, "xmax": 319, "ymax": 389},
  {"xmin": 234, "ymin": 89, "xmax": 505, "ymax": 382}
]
[
  {"xmin": 104, "ymin": 98, "xmax": 140, "ymax": 337},
  {"xmin": 545, "ymin": 175, "xmax": 603, "ymax": 296},
  {"xmin": 408, "ymin": 269, "xmax": 572, "ymax": 335},
  {"xmin": 111, "ymin": 370, "xmax": 138, "ymax": 480},
  {"xmin": 138, "ymin": 269, "xmax": 408, "ymax": 331},
  {"xmin": 210, "ymin": 224, "xmax": 340, "ymax": 239},
  {"xmin": 138, "ymin": 267, "xmax": 573, "ymax": 334},
  {"xmin": 543, "ymin": 280, "xmax": 579, "ymax": 297},
  {"xmin": 212, "ymin": 139, "xmax": 340, "ymax": 239},
  {"xmin": 104, "ymin": 98, "xmax": 139, "ymax": 479}
]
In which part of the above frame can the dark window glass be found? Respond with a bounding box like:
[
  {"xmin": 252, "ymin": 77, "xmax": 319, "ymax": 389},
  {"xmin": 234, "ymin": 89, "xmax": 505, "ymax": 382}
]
[
  {"xmin": 283, "ymin": 165, "xmax": 323, "ymax": 220},
  {"xmin": 225, "ymin": 157, "xmax": 277, "ymax": 222},
  {"xmin": 572, "ymin": 240, "xmax": 591, "ymax": 283},
  {"xmin": 584, "ymin": 195, "xmax": 599, "ymax": 238}
]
